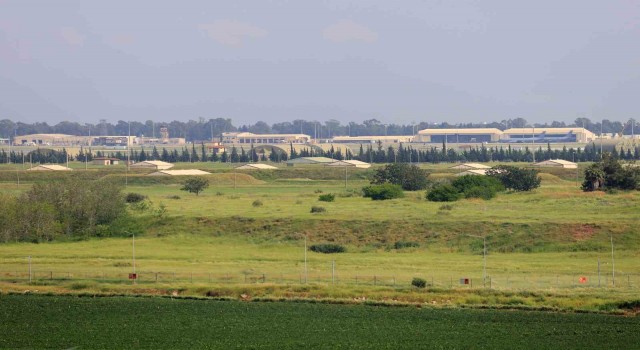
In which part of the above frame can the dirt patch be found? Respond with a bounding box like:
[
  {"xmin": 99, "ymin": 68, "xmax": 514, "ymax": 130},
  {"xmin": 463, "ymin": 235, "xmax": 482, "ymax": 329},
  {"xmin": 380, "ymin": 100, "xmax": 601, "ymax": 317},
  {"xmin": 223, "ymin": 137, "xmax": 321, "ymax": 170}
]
[{"xmin": 570, "ymin": 224, "xmax": 598, "ymax": 241}]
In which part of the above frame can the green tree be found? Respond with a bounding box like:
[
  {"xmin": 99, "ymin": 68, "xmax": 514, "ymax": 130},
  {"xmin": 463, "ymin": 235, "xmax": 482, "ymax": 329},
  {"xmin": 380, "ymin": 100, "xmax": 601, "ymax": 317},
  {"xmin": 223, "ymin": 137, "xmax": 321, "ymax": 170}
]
[
  {"xmin": 362, "ymin": 183, "xmax": 404, "ymax": 200},
  {"xmin": 486, "ymin": 165, "xmax": 541, "ymax": 192},
  {"xmin": 180, "ymin": 177, "xmax": 210, "ymax": 196},
  {"xmin": 371, "ymin": 163, "xmax": 429, "ymax": 191}
]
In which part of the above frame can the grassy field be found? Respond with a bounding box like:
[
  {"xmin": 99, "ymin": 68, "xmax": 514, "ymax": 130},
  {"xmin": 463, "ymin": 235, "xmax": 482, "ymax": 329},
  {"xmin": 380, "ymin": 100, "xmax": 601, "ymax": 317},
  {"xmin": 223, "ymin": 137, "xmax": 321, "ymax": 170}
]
[
  {"xmin": 0, "ymin": 162, "xmax": 639, "ymax": 313},
  {"xmin": 1, "ymin": 294, "xmax": 638, "ymax": 349}
]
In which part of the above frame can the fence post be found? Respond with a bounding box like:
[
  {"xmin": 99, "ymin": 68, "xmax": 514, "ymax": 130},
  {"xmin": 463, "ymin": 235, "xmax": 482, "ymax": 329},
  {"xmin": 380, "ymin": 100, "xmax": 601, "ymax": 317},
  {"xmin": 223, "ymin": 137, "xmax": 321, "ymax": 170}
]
[
  {"xmin": 374, "ymin": 275, "xmax": 377, "ymax": 286},
  {"xmin": 155, "ymin": 273, "xmax": 158, "ymax": 283},
  {"xmin": 262, "ymin": 274, "xmax": 265, "ymax": 283},
  {"xmin": 50, "ymin": 271, "xmax": 53, "ymax": 280},
  {"xmin": 393, "ymin": 276, "xmax": 396, "ymax": 287}
]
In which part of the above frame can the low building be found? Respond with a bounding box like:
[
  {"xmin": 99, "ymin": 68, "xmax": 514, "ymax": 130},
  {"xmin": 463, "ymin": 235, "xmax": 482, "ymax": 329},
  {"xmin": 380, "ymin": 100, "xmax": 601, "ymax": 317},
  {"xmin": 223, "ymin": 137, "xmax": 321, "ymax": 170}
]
[
  {"xmin": 330, "ymin": 136, "xmax": 413, "ymax": 144},
  {"xmin": 502, "ymin": 128, "xmax": 594, "ymax": 143},
  {"xmin": 533, "ymin": 159, "xmax": 578, "ymax": 169},
  {"xmin": 325, "ymin": 160, "xmax": 371, "ymax": 168},
  {"xmin": 206, "ymin": 142, "xmax": 226, "ymax": 155},
  {"xmin": 450, "ymin": 163, "xmax": 491, "ymax": 170},
  {"xmin": 92, "ymin": 157, "xmax": 120, "ymax": 166},
  {"xmin": 0, "ymin": 138, "xmax": 9, "ymax": 145},
  {"xmin": 26, "ymin": 164, "xmax": 73, "ymax": 171},
  {"xmin": 15, "ymin": 134, "xmax": 90, "ymax": 146},
  {"xmin": 455, "ymin": 169, "xmax": 488, "ymax": 176},
  {"xmin": 235, "ymin": 163, "xmax": 278, "ymax": 170},
  {"xmin": 415, "ymin": 128, "xmax": 503, "ymax": 143},
  {"xmin": 129, "ymin": 160, "xmax": 174, "ymax": 170},
  {"xmin": 222, "ymin": 132, "xmax": 311, "ymax": 144},
  {"xmin": 286, "ymin": 157, "xmax": 336, "ymax": 166},
  {"xmin": 148, "ymin": 169, "xmax": 211, "ymax": 176}
]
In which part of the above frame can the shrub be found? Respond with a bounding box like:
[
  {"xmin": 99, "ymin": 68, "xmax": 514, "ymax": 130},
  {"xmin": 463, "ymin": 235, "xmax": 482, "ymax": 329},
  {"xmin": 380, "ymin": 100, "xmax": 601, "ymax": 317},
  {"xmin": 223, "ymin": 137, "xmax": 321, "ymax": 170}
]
[
  {"xmin": 439, "ymin": 204, "xmax": 454, "ymax": 211},
  {"xmin": 318, "ymin": 193, "xmax": 335, "ymax": 202},
  {"xmin": 411, "ymin": 277, "xmax": 427, "ymax": 288},
  {"xmin": 252, "ymin": 199, "xmax": 263, "ymax": 207},
  {"xmin": 362, "ymin": 184, "xmax": 404, "ymax": 200},
  {"xmin": 452, "ymin": 175, "xmax": 504, "ymax": 194},
  {"xmin": 486, "ymin": 165, "xmax": 541, "ymax": 192},
  {"xmin": 309, "ymin": 243, "xmax": 346, "ymax": 254},
  {"xmin": 371, "ymin": 163, "xmax": 430, "ymax": 191},
  {"xmin": 310, "ymin": 206, "xmax": 326, "ymax": 213},
  {"xmin": 125, "ymin": 192, "xmax": 147, "ymax": 203},
  {"xmin": 167, "ymin": 195, "xmax": 181, "ymax": 200},
  {"xmin": 426, "ymin": 184, "xmax": 462, "ymax": 202},
  {"xmin": 314, "ymin": 189, "xmax": 324, "ymax": 193},
  {"xmin": 394, "ymin": 241, "xmax": 420, "ymax": 249},
  {"xmin": 463, "ymin": 186, "xmax": 496, "ymax": 200}
]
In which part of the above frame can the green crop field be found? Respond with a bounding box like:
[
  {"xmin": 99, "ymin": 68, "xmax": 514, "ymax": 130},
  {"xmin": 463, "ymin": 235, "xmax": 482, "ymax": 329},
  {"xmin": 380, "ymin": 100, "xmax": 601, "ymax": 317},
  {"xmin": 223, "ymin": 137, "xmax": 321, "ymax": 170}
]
[{"xmin": 0, "ymin": 295, "xmax": 638, "ymax": 349}]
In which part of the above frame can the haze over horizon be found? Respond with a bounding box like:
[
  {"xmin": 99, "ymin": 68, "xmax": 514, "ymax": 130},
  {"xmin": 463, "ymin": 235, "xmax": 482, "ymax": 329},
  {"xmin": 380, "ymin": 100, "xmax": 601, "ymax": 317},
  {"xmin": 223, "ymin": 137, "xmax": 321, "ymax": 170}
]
[{"xmin": 1, "ymin": 1, "xmax": 638, "ymax": 126}]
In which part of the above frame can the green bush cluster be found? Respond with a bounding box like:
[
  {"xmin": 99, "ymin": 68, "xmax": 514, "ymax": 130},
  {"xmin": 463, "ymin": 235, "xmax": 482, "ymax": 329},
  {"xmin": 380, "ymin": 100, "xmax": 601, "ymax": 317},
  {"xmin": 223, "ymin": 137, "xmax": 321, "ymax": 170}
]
[
  {"xmin": 427, "ymin": 175, "xmax": 506, "ymax": 202},
  {"xmin": 125, "ymin": 192, "xmax": 148, "ymax": 203},
  {"xmin": 411, "ymin": 277, "xmax": 427, "ymax": 288},
  {"xmin": 362, "ymin": 184, "xmax": 404, "ymax": 200},
  {"xmin": 252, "ymin": 200, "xmax": 264, "ymax": 207},
  {"xmin": 394, "ymin": 241, "xmax": 420, "ymax": 249},
  {"xmin": 310, "ymin": 206, "xmax": 326, "ymax": 213},
  {"xmin": 318, "ymin": 193, "xmax": 335, "ymax": 202},
  {"xmin": 309, "ymin": 243, "xmax": 346, "ymax": 254}
]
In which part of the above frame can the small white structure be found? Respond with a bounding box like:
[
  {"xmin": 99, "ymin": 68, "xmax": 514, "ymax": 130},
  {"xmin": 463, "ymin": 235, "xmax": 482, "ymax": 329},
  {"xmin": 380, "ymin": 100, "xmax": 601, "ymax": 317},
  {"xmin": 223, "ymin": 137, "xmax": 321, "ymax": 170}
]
[
  {"xmin": 26, "ymin": 164, "xmax": 73, "ymax": 171},
  {"xmin": 533, "ymin": 159, "xmax": 578, "ymax": 169},
  {"xmin": 129, "ymin": 160, "xmax": 174, "ymax": 170},
  {"xmin": 148, "ymin": 169, "xmax": 211, "ymax": 176},
  {"xmin": 455, "ymin": 169, "xmax": 488, "ymax": 176},
  {"xmin": 235, "ymin": 163, "xmax": 278, "ymax": 170},
  {"xmin": 325, "ymin": 160, "xmax": 371, "ymax": 169},
  {"xmin": 449, "ymin": 163, "xmax": 491, "ymax": 170},
  {"xmin": 286, "ymin": 157, "xmax": 336, "ymax": 166}
]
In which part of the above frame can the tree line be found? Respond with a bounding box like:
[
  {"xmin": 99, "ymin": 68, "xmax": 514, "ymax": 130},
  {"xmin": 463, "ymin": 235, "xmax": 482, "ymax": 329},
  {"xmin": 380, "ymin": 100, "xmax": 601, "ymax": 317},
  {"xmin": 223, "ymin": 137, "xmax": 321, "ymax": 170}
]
[
  {"xmin": 1, "ymin": 117, "xmax": 638, "ymax": 142},
  {"xmin": 2, "ymin": 142, "xmax": 640, "ymax": 165}
]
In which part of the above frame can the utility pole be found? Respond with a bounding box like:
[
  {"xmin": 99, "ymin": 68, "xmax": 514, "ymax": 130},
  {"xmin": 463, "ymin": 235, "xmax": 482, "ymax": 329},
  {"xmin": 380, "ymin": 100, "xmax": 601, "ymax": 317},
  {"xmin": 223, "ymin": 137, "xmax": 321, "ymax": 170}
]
[
  {"xmin": 611, "ymin": 235, "xmax": 615, "ymax": 287},
  {"xmin": 126, "ymin": 121, "xmax": 130, "ymax": 187},
  {"xmin": 304, "ymin": 235, "xmax": 308, "ymax": 284},
  {"xmin": 132, "ymin": 234, "xmax": 136, "ymax": 285}
]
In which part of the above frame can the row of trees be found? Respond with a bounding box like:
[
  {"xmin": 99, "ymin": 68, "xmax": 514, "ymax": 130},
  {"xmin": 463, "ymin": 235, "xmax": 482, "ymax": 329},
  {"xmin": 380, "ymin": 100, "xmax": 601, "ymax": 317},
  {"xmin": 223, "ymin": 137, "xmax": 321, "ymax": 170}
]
[
  {"xmin": 1, "ymin": 117, "xmax": 638, "ymax": 141},
  {"xmin": 3, "ymin": 141, "xmax": 640, "ymax": 165}
]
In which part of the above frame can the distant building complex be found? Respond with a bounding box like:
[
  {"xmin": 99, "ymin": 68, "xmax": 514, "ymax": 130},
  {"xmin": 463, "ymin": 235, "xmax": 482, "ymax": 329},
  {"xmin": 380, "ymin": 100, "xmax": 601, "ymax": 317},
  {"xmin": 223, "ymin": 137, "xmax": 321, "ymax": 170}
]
[{"xmin": 222, "ymin": 132, "xmax": 310, "ymax": 144}]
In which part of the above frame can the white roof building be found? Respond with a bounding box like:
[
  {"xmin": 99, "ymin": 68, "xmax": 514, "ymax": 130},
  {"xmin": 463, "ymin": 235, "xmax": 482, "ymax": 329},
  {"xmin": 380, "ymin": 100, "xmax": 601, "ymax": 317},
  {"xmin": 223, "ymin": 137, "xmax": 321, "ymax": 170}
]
[
  {"xmin": 129, "ymin": 161, "xmax": 174, "ymax": 170},
  {"xmin": 325, "ymin": 160, "xmax": 371, "ymax": 168},
  {"xmin": 286, "ymin": 157, "xmax": 337, "ymax": 166},
  {"xmin": 26, "ymin": 164, "xmax": 73, "ymax": 171},
  {"xmin": 533, "ymin": 159, "xmax": 578, "ymax": 169},
  {"xmin": 235, "ymin": 164, "xmax": 278, "ymax": 170},
  {"xmin": 450, "ymin": 163, "xmax": 491, "ymax": 170},
  {"xmin": 455, "ymin": 169, "xmax": 488, "ymax": 176},
  {"xmin": 148, "ymin": 169, "xmax": 211, "ymax": 176}
]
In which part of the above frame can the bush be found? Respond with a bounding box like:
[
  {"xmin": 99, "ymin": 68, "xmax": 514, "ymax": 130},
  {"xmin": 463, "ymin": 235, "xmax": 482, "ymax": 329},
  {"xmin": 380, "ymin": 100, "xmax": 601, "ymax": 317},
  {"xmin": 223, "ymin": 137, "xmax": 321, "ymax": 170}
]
[
  {"xmin": 371, "ymin": 163, "xmax": 430, "ymax": 191},
  {"xmin": 426, "ymin": 184, "xmax": 462, "ymax": 202},
  {"xmin": 362, "ymin": 184, "xmax": 404, "ymax": 200},
  {"xmin": 318, "ymin": 193, "xmax": 335, "ymax": 202},
  {"xmin": 252, "ymin": 199, "xmax": 263, "ymax": 207},
  {"xmin": 439, "ymin": 204, "xmax": 454, "ymax": 211},
  {"xmin": 394, "ymin": 241, "xmax": 420, "ymax": 249},
  {"xmin": 486, "ymin": 165, "xmax": 541, "ymax": 192},
  {"xmin": 309, "ymin": 243, "xmax": 346, "ymax": 254},
  {"xmin": 463, "ymin": 186, "xmax": 496, "ymax": 200},
  {"xmin": 411, "ymin": 277, "xmax": 427, "ymax": 288},
  {"xmin": 125, "ymin": 192, "xmax": 147, "ymax": 203},
  {"xmin": 452, "ymin": 175, "xmax": 504, "ymax": 194},
  {"xmin": 310, "ymin": 206, "xmax": 326, "ymax": 213},
  {"xmin": 167, "ymin": 195, "xmax": 181, "ymax": 200}
]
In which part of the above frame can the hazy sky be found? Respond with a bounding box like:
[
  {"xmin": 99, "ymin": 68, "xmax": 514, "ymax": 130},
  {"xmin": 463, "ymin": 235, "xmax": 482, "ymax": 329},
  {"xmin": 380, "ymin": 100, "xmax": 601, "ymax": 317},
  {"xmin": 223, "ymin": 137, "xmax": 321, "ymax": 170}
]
[{"xmin": 1, "ymin": 0, "xmax": 638, "ymax": 125}]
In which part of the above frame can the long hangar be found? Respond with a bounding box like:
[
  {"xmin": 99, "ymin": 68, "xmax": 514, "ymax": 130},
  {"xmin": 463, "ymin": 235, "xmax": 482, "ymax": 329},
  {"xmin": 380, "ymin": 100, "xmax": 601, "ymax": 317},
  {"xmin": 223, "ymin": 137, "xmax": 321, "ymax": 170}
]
[{"xmin": 415, "ymin": 127, "xmax": 595, "ymax": 143}]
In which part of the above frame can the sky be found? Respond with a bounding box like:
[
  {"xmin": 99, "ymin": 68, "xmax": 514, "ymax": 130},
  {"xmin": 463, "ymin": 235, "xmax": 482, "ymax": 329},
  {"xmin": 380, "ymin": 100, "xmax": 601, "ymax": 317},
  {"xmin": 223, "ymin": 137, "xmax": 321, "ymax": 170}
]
[{"xmin": 0, "ymin": 0, "xmax": 639, "ymax": 125}]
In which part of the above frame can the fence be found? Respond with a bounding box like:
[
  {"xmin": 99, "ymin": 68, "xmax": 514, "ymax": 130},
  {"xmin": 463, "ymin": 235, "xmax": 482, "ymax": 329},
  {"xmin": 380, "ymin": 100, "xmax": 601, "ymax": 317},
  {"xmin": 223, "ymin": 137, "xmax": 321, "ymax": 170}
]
[{"xmin": 1, "ymin": 270, "xmax": 639, "ymax": 291}]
